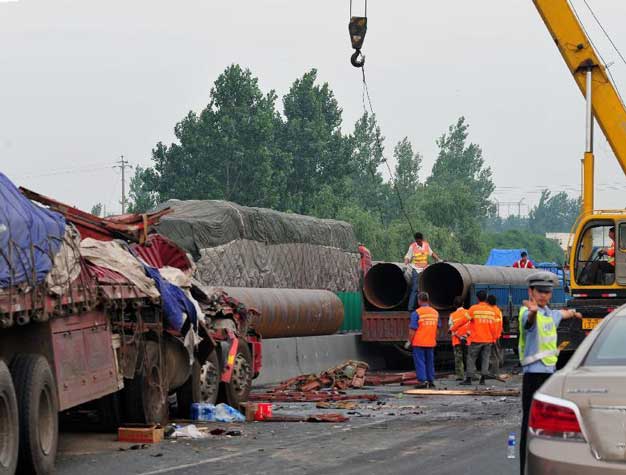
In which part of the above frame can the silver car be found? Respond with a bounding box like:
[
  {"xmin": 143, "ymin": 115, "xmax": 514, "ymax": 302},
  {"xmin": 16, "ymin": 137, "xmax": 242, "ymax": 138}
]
[{"xmin": 527, "ymin": 305, "xmax": 626, "ymax": 474}]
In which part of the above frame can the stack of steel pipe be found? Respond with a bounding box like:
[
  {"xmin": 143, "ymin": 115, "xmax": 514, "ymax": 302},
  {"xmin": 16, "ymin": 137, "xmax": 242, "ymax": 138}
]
[
  {"xmin": 216, "ymin": 287, "xmax": 344, "ymax": 338},
  {"xmin": 362, "ymin": 262, "xmax": 412, "ymax": 310},
  {"xmin": 419, "ymin": 262, "xmax": 556, "ymax": 310}
]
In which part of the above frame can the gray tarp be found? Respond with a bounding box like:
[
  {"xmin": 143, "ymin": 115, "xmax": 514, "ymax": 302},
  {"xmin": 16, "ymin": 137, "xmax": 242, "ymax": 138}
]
[{"xmin": 155, "ymin": 200, "xmax": 360, "ymax": 293}]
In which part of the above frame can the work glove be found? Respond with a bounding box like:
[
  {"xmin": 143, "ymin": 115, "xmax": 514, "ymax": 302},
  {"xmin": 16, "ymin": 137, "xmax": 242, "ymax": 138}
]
[{"xmin": 403, "ymin": 341, "xmax": 411, "ymax": 351}]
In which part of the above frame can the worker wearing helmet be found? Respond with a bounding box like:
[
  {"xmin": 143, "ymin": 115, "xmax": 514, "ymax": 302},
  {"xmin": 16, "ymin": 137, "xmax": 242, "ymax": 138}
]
[{"xmin": 518, "ymin": 272, "xmax": 582, "ymax": 475}]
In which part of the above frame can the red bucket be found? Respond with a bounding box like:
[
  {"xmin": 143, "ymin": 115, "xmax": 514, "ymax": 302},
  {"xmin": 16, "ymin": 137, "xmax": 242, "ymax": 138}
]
[{"xmin": 254, "ymin": 403, "xmax": 273, "ymax": 421}]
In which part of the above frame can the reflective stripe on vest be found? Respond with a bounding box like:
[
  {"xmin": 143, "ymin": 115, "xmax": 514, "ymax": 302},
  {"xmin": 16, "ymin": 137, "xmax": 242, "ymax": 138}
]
[
  {"xmin": 412, "ymin": 306, "xmax": 439, "ymax": 347},
  {"xmin": 518, "ymin": 306, "xmax": 559, "ymax": 367},
  {"xmin": 410, "ymin": 242, "xmax": 430, "ymax": 268}
]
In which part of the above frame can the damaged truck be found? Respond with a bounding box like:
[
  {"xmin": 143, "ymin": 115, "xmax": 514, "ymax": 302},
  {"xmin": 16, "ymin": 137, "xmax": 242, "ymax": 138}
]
[{"xmin": 0, "ymin": 174, "xmax": 260, "ymax": 475}]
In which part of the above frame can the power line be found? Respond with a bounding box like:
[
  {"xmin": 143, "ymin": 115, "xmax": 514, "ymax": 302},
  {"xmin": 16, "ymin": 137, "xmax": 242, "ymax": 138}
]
[{"xmin": 582, "ymin": 0, "xmax": 626, "ymax": 68}]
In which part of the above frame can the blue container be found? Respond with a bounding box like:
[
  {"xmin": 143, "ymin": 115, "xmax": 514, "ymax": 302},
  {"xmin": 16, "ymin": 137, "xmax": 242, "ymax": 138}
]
[{"xmin": 191, "ymin": 403, "xmax": 216, "ymax": 421}]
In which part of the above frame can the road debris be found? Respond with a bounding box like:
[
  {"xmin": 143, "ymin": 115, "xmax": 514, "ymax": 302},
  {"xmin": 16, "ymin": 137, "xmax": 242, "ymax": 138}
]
[
  {"xmin": 315, "ymin": 401, "xmax": 359, "ymax": 410},
  {"xmin": 262, "ymin": 413, "xmax": 349, "ymax": 423},
  {"xmin": 404, "ymin": 388, "xmax": 520, "ymax": 397},
  {"xmin": 273, "ymin": 361, "xmax": 369, "ymax": 392},
  {"xmin": 249, "ymin": 391, "xmax": 378, "ymax": 403}
]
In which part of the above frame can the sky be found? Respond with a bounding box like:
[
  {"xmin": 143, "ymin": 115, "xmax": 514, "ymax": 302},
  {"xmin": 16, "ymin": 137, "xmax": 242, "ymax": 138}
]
[{"xmin": 1, "ymin": 0, "xmax": 626, "ymax": 216}]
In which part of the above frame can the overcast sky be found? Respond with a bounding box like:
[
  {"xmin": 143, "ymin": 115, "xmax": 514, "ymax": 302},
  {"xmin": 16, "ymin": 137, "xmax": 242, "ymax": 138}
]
[{"xmin": 2, "ymin": 0, "xmax": 626, "ymax": 216}]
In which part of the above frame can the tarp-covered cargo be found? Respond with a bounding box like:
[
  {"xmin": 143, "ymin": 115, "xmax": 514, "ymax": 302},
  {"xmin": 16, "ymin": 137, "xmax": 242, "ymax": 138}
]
[
  {"xmin": 0, "ymin": 173, "xmax": 66, "ymax": 288},
  {"xmin": 155, "ymin": 200, "xmax": 360, "ymax": 292}
]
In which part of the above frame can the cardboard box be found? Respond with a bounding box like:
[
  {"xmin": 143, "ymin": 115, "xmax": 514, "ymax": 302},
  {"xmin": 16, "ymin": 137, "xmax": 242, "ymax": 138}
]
[{"xmin": 118, "ymin": 424, "xmax": 164, "ymax": 444}]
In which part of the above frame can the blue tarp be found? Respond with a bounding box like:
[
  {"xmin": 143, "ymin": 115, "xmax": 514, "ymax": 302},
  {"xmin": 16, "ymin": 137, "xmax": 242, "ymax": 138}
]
[
  {"xmin": 0, "ymin": 173, "xmax": 66, "ymax": 288},
  {"xmin": 485, "ymin": 248, "xmax": 529, "ymax": 267},
  {"xmin": 144, "ymin": 266, "xmax": 198, "ymax": 332}
]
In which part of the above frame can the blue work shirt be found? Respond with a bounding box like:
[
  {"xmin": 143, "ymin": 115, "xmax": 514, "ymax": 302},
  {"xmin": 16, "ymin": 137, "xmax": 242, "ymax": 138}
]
[
  {"xmin": 520, "ymin": 306, "xmax": 563, "ymax": 374},
  {"xmin": 409, "ymin": 305, "xmax": 442, "ymax": 330}
]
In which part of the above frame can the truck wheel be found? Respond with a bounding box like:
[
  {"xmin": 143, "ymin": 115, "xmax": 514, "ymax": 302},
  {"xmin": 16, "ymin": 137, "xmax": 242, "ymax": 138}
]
[
  {"xmin": 176, "ymin": 350, "xmax": 219, "ymax": 419},
  {"xmin": 219, "ymin": 340, "xmax": 252, "ymax": 410},
  {"xmin": 123, "ymin": 341, "xmax": 168, "ymax": 425},
  {"xmin": 11, "ymin": 354, "xmax": 58, "ymax": 475},
  {"xmin": 0, "ymin": 361, "xmax": 18, "ymax": 475}
]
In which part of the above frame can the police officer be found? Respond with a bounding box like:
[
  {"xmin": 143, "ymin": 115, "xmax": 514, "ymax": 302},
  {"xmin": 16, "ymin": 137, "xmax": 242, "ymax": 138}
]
[{"xmin": 518, "ymin": 272, "xmax": 582, "ymax": 475}]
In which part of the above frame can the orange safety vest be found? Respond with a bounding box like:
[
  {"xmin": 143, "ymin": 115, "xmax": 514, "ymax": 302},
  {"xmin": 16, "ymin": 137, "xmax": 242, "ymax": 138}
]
[
  {"xmin": 411, "ymin": 305, "xmax": 439, "ymax": 347},
  {"xmin": 468, "ymin": 302, "xmax": 497, "ymax": 344},
  {"xmin": 449, "ymin": 307, "xmax": 470, "ymax": 346},
  {"xmin": 608, "ymin": 242, "xmax": 615, "ymax": 267},
  {"xmin": 492, "ymin": 306, "xmax": 503, "ymax": 342},
  {"xmin": 409, "ymin": 241, "xmax": 431, "ymax": 269}
]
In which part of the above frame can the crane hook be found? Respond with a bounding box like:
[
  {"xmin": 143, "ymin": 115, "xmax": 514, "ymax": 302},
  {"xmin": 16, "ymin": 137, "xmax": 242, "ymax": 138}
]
[
  {"xmin": 348, "ymin": 11, "xmax": 367, "ymax": 68},
  {"xmin": 351, "ymin": 49, "xmax": 365, "ymax": 68}
]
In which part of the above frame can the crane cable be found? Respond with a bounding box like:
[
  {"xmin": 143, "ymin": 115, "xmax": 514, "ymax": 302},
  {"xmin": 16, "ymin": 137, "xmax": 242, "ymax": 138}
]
[{"xmin": 359, "ymin": 64, "xmax": 416, "ymax": 235}]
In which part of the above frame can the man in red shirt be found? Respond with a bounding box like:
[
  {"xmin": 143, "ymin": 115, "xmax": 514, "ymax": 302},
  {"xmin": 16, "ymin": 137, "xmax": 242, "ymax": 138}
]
[{"xmin": 513, "ymin": 251, "xmax": 534, "ymax": 269}]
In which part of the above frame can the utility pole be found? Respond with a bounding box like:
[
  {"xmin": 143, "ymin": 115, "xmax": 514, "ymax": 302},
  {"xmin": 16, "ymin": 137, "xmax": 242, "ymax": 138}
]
[{"xmin": 114, "ymin": 155, "xmax": 131, "ymax": 214}]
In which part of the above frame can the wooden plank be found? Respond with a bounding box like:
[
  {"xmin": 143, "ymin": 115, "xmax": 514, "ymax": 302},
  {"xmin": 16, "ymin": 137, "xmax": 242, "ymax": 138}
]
[{"xmin": 403, "ymin": 388, "xmax": 519, "ymax": 397}]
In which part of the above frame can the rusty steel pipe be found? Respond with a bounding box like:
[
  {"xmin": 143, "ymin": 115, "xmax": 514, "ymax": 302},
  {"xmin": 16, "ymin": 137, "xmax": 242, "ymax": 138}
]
[
  {"xmin": 420, "ymin": 262, "xmax": 558, "ymax": 310},
  {"xmin": 215, "ymin": 287, "xmax": 344, "ymax": 339},
  {"xmin": 363, "ymin": 262, "xmax": 413, "ymax": 310}
]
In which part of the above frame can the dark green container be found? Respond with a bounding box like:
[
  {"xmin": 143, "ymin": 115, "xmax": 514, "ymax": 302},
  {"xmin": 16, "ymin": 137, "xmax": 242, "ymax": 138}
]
[{"xmin": 336, "ymin": 291, "xmax": 363, "ymax": 332}]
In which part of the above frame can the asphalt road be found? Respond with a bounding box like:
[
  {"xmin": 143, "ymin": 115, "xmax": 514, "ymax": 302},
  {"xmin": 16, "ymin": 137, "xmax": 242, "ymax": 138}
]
[{"xmin": 56, "ymin": 377, "xmax": 522, "ymax": 475}]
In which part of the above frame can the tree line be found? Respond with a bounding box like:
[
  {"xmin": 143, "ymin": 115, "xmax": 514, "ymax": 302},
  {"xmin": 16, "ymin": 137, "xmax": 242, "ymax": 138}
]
[{"xmin": 128, "ymin": 64, "xmax": 576, "ymax": 264}]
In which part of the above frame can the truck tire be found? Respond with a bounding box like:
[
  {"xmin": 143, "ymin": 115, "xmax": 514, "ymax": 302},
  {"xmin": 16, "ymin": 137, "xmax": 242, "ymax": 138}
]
[
  {"xmin": 11, "ymin": 355, "xmax": 58, "ymax": 475},
  {"xmin": 219, "ymin": 340, "xmax": 252, "ymax": 410},
  {"xmin": 0, "ymin": 361, "xmax": 18, "ymax": 475},
  {"xmin": 176, "ymin": 350, "xmax": 220, "ymax": 419},
  {"xmin": 123, "ymin": 341, "xmax": 168, "ymax": 425}
]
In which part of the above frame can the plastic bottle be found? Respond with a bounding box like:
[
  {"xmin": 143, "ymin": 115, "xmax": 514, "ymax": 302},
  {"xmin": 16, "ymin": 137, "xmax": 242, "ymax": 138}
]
[{"xmin": 507, "ymin": 432, "xmax": 517, "ymax": 459}]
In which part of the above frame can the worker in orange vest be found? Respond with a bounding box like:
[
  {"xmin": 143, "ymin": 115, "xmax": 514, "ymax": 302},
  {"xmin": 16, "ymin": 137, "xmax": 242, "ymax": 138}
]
[
  {"xmin": 487, "ymin": 294, "xmax": 503, "ymax": 375},
  {"xmin": 404, "ymin": 232, "xmax": 441, "ymax": 311},
  {"xmin": 460, "ymin": 290, "xmax": 498, "ymax": 386},
  {"xmin": 407, "ymin": 292, "xmax": 439, "ymax": 389},
  {"xmin": 448, "ymin": 296, "xmax": 470, "ymax": 381}
]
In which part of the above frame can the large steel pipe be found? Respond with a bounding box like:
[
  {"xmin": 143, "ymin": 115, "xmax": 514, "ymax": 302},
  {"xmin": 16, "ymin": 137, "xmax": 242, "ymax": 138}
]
[
  {"xmin": 363, "ymin": 262, "xmax": 412, "ymax": 310},
  {"xmin": 420, "ymin": 262, "xmax": 557, "ymax": 310},
  {"xmin": 215, "ymin": 287, "xmax": 344, "ymax": 339}
]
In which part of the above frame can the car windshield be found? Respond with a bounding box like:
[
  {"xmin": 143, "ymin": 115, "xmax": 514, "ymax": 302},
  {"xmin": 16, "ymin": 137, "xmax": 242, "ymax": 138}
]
[{"xmin": 584, "ymin": 316, "xmax": 626, "ymax": 366}]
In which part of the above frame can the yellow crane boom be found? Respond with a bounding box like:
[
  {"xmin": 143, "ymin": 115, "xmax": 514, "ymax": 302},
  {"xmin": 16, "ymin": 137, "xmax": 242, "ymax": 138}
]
[{"xmin": 533, "ymin": 0, "xmax": 626, "ymax": 215}]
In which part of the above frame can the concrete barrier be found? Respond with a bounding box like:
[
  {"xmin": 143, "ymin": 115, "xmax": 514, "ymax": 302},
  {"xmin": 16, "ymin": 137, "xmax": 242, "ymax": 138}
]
[{"xmin": 253, "ymin": 333, "xmax": 385, "ymax": 386}]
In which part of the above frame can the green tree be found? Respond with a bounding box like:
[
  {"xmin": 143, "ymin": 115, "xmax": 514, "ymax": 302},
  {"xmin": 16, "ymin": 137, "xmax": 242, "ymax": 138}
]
[
  {"xmin": 128, "ymin": 166, "xmax": 159, "ymax": 213},
  {"xmin": 90, "ymin": 203, "xmax": 103, "ymax": 217},
  {"xmin": 393, "ymin": 137, "xmax": 421, "ymax": 197},
  {"xmin": 281, "ymin": 69, "xmax": 346, "ymax": 214},
  {"xmin": 422, "ymin": 117, "xmax": 495, "ymax": 257},
  {"xmin": 529, "ymin": 190, "xmax": 580, "ymax": 233},
  {"xmin": 143, "ymin": 64, "xmax": 288, "ymax": 208},
  {"xmin": 348, "ymin": 112, "xmax": 387, "ymax": 216}
]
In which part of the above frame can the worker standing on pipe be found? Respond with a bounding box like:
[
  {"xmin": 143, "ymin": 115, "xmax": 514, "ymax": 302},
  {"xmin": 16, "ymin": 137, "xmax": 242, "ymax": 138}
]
[
  {"xmin": 448, "ymin": 296, "xmax": 470, "ymax": 381},
  {"xmin": 460, "ymin": 290, "xmax": 497, "ymax": 386},
  {"xmin": 407, "ymin": 292, "xmax": 439, "ymax": 389},
  {"xmin": 513, "ymin": 251, "xmax": 535, "ymax": 269},
  {"xmin": 403, "ymin": 232, "xmax": 441, "ymax": 311}
]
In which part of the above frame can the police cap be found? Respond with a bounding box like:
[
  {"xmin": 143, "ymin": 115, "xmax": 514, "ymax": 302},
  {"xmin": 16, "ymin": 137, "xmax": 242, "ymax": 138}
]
[{"xmin": 527, "ymin": 271, "xmax": 555, "ymax": 291}]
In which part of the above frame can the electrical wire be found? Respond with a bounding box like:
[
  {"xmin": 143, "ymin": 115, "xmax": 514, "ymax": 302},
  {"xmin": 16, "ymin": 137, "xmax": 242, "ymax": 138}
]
[
  {"xmin": 568, "ymin": 0, "xmax": 626, "ymax": 107},
  {"xmin": 582, "ymin": 0, "xmax": 626, "ymax": 68}
]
